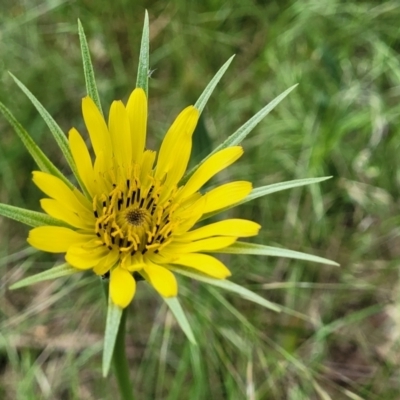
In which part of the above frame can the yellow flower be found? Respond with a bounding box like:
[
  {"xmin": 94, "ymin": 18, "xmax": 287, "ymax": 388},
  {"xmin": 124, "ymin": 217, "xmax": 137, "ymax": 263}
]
[{"xmin": 27, "ymin": 88, "xmax": 260, "ymax": 308}]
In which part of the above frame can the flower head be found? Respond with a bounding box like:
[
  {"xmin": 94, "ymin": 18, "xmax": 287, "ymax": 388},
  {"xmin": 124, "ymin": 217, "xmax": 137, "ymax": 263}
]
[{"xmin": 28, "ymin": 88, "xmax": 260, "ymax": 308}]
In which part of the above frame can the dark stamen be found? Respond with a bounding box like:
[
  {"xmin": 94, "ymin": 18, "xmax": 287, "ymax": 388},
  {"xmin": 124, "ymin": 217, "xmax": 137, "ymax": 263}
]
[{"xmin": 146, "ymin": 198, "xmax": 154, "ymax": 210}]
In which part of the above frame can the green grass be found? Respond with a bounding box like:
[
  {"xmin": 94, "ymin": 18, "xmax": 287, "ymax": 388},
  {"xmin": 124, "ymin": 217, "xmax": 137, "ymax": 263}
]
[{"xmin": 1, "ymin": 0, "xmax": 400, "ymax": 399}]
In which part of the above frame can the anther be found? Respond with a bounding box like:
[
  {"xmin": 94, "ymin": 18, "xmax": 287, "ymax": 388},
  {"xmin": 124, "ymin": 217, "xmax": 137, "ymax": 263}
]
[{"xmin": 146, "ymin": 198, "xmax": 154, "ymax": 210}]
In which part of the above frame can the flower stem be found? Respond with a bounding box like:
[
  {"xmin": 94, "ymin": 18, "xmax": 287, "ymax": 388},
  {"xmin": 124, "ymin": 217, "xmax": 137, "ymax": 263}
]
[
  {"xmin": 113, "ymin": 307, "xmax": 136, "ymax": 400},
  {"xmin": 102, "ymin": 279, "xmax": 136, "ymax": 400}
]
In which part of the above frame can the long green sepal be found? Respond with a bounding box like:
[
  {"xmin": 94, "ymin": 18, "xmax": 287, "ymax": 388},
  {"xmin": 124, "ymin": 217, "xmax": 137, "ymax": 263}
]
[
  {"xmin": 136, "ymin": 11, "xmax": 149, "ymax": 95},
  {"xmin": 9, "ymin": 73, "xmax": 89, "ymax": 196},
  {"xmin": 171, "ymin": 268, "xmax": 281, "ymax": 312},
  {"xmin": 194, "ymin": 55, "xmax": 235, "ymax": 113},
  {"xmin": 0, "ymin": 203, "xmax": 72, "ymax": 228},
  {"xmin": 103, "ymin": 299, "xmax": 123, "ymax": 377},
  {"xmin": 163, "ymin": 296, "xmax": 197, "ymax": 344},
  {"xmin": 183, "ymin": 84, "xmax": 298, "ymax": 183},
  {"xmin": 9, "ymin": 263, "xmax": 78, "ymax": 290},
  {"xmin": 78, "ymin": 19, "xmax": 103, "ymax": 116},
  {"xmin": 216, "ymin": 242, "xmax": 339, "ymax": 266},
  {"xmin": 202, "ymin": 176, "xmax": 332, "ymax": 220},
  {"xmin": 112, "ymin": 309, "xmax": 136, "ymax": 400},
  {"xmin": 242, "ymin": 176, "xmax": 332, "ymax": 204},
  {"xmin": 0, "ymin": 101, "xmax": 72, "ymax": 188}
]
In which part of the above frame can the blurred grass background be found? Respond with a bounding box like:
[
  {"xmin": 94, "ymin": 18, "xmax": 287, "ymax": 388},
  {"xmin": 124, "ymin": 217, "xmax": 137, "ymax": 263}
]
[{"xmin": 1, "ymin": 0, "xmax": 400, "ymax": 399}]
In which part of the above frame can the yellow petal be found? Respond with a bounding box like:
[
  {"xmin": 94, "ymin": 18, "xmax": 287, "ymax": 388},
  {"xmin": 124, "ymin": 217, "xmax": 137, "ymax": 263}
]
[
  {"xmin": 40, "ymin": 199, "xmax": 94, "ymax": 230},
  {"xmin": 155, "ymin": 106, "xmax": 199, "ymax": 181},
  {"xmin": 93, "ymin": 151, "xmax": 109, "ymax": 193},
  {"xmin": 93, "ymin": 248, "xmax": 120, "ymax": 275},
  {"xmin": 178, "ymin": 146, "xmax": 243, "ymax": 200},
  {"xmin": 110, "ymin": 267, "xmax": 136, "ymax": 308},
  {"xmin": 33, "ymin": 171, "xmax": 91, "ymax": 217},
  {"xmin": 108, "ymin": 100, "xmax": 132, "ymax": 168},
  {"xmin": 203, "ymin": 181, "xmax": 252, "ymax": 214},
  {"xmin": 142, "ymin": 261, "xmax": 178, "ymax": 297},
  {"xmin": 28, "ymin": 227, "xmax": 89, "ymax": 253},
  {"xmin": 182, "ymin": 219, "xmax": 261, "ymax": 241},
  {"xmin": 68, "ymin": 128, "xmax": 96, "ymax": 196},
  {"xmin": 66, "ymin": 242, "xmax": 109, "ymax": 269},
  {"xmin": 173, "ymin": 253, "xmax": 231, "ymax": 279},
  {"xmin": 140, "ymin": 150, "xmax": 156, "ymax": 184},
  {"xmin": 82, "ymin": 96, "xmax": 112, "ymax": 158},
  {"xmin": 162, "ymin": 236, "xmax": 237, "ymax": 256},
  {"xmin": 173, "ymin": 196, "xmax": 205, "ymax": 234},
  {"xmin": 126, "ymin": 88, "xmax": 147, "ymax": 163}
]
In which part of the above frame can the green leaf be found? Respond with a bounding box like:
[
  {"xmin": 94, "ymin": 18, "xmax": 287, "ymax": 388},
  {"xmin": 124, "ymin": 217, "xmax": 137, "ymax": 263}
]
[
  {"xmin": 78, "ymin": 19, "xmax": 103, "ymax": 116},
  {"xmin": 194, "ymin": 55, "xmax": 235, "ymax": 113},
  {"xmin": 172, "ymin": 268, "xmax": 281, "ymax": 312},
  {"xmin": 136, "ymin": 11, "xmax": 150, "ymax": 95},
  {"xmin": 0, "ymin": 101, "xmax": 71, "ymax": 187},
  {"xmin": 184, "ymin": 84, "xmax": 297, "ymax": 183},
  {"xmin": 163, "ymin": 297, "xmax": 197, "ymax": 344},
  {"xmin": 9, "ymin": 263, "xmax": 78, "ymax": 290},
  {"xmin": 10, "ymin": 73, "xmax": 90, "ymax": 197},
  {"xmin": 0, "ymin": 203, "xmax": 72, "ymax": 228},
  {"xmin": 216, "ymin": 242, "xmax": 339, "ymax": 266},
  {"xmin": 202, "ymin": 176, "xmax": 332, "ymax": 220},
  {"xmin": 103, "ymin": 299, "xmax": 123, "ymax": 377}
]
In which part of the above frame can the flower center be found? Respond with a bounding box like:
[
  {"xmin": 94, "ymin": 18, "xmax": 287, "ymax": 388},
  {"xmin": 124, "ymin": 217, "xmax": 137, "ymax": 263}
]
[
  {"xmin": 125, "ymin": 208, "xmax": 147, "ymax": 226},
  {"xmin": 92, "ymin": 173, "xmax": 176, "ymax": 257}
]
